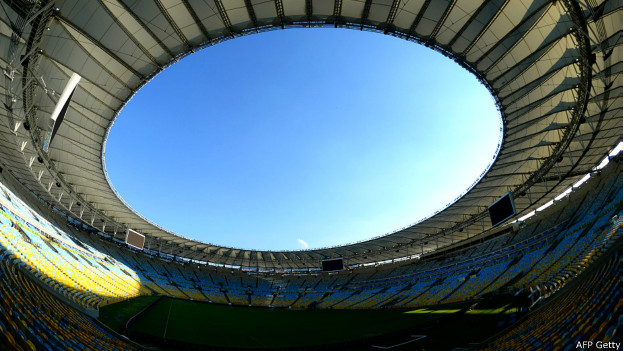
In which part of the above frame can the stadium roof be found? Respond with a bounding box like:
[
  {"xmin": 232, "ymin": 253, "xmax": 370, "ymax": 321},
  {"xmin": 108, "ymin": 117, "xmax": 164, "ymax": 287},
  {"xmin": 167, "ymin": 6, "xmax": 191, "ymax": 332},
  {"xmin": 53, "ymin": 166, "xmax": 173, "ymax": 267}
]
[{"xmin": 0, "ymin": 0, "xmax": 621, "ymax": 269}]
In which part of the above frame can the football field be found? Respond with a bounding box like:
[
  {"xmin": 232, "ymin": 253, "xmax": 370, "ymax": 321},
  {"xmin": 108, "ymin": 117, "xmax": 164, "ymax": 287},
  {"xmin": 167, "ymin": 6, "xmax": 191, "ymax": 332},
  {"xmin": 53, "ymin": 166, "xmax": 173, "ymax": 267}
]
[
  {"xmin": 100, "ymin": 296, "xmax": 520, "ymax": 349},
  {"xmin": 100, "ymin": 296, "xmax": 519, "ymax": 349},
  {"xmin": 132, "ymin": 298, "xmax": 462, "ymax": 348}
]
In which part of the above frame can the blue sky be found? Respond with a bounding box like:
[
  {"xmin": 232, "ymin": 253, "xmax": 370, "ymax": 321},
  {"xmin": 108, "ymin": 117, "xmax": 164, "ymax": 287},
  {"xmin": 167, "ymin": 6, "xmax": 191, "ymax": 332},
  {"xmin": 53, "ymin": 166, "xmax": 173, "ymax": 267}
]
[{"xmin": 105, "ymin": 28, "xmax": 501, "ymax": 251}]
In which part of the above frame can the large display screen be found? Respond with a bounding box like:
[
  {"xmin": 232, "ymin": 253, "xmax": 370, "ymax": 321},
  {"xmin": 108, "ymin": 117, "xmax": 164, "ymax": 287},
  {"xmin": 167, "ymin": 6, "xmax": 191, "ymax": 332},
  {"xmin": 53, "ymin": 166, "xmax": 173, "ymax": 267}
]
[
  {"xmin": 488, "ymin": 192, "xmax": 516, "ymax": 227},
  {"xmin": 125, "ymin": 229, "xmax": 145, "ymax": 250},
  {"xmin": 321, "ymin": 258, "xmax": 344, "ymax": 272}
]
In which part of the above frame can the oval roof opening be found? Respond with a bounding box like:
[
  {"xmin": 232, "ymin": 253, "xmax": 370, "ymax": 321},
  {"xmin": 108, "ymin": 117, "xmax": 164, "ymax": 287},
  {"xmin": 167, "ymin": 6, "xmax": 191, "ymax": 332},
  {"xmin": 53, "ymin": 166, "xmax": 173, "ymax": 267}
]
[{"xmin": 105, "ymin": 28, "xmax": 502, "ymax": 251}]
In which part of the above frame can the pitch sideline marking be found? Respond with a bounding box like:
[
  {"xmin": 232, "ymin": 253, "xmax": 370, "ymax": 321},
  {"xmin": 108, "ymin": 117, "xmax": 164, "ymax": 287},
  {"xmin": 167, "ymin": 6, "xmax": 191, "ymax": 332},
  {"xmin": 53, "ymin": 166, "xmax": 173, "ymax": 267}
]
[
  {"xmin": 163, "ymin": 298, "xmax": 174, "ymax": 339},
  {"xmin": 371, "ymin": 335, "xmax": 427, "ymax": 349}
]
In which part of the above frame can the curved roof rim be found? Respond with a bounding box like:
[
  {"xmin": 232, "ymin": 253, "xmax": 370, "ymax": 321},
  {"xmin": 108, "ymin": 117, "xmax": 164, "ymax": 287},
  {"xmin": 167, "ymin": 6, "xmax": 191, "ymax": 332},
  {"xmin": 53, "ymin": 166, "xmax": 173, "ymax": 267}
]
[{"xmin": 98, "ymin": 25, "xmax": 506, "ymax": 252}]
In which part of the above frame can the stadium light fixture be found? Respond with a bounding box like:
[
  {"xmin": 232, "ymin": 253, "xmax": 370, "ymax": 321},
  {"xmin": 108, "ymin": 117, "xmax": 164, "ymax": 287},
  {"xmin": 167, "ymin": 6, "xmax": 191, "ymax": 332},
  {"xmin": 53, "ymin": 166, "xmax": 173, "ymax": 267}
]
[{"xmin": 41, "ymin": 73, "xmax": 81, "ymax": 151}]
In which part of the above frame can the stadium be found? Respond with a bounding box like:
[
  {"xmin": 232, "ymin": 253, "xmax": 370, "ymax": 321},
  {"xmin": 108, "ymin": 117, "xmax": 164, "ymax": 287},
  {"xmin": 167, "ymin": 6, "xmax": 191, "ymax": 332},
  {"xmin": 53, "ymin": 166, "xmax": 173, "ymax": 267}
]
[{"xmin": 0, "ymin": 0, "xmax": 622, "ymax": 350}]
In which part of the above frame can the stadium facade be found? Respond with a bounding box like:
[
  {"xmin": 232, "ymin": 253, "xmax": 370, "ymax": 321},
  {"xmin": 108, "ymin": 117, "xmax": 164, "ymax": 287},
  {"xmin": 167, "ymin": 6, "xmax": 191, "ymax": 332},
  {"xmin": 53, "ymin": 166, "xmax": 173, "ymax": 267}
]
[{"xmin": 0, "ymin": 0, "xmax": 621, "ymax": 350}]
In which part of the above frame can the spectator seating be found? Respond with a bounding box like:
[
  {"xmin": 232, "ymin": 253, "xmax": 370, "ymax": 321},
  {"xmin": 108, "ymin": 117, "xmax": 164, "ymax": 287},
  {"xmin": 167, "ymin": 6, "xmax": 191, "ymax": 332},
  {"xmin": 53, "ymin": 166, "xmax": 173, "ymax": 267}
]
[
  {"xmin": 0, "ymin": 257, "xmax": 137, "ymax": 351},
  {"xmin": 484, "ymin": 249, "xmax": 622, "ymax": 351}
]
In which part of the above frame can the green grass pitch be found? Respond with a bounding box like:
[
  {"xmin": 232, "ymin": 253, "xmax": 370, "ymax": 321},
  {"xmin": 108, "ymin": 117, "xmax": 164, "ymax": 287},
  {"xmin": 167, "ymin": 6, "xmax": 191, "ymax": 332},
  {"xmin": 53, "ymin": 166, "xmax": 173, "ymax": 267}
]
[
  {"xmin": 100, "ymin": 296, "xmax": 518, "ymax": 349},
  {"xmin": 117, "ymin": 297, "xmax": 475, "ymax": 348},
  {"xmin": 99, "ymin": 296, "xmax": 160, "ymax": 334}
]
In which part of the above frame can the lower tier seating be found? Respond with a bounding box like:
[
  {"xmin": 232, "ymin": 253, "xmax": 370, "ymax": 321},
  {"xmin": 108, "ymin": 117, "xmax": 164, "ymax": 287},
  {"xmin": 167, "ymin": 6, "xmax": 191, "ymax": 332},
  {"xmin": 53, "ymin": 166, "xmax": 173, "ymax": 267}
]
[
  {"xmin": 485, "ymin": 248, "xmax": 622, "ymax": 351},
  {"xmin": 0, "ymin": 258, "xmax": 138, "ymax": 351}
]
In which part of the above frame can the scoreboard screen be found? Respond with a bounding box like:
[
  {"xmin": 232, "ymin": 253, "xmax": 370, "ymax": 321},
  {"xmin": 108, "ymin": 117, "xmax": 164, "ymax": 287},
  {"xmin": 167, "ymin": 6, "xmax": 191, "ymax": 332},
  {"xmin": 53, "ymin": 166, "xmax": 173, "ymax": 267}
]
[
  {"xmin": 125, "ymin": 229, "xmax": 145, "ymax": 250},
  {"xmin": 321, "ymin": 258, "xmax": 344, "ymax": 272},
  {"xmin": 488, "ymin": 192, "xmax": 516, "ymax": 227}
]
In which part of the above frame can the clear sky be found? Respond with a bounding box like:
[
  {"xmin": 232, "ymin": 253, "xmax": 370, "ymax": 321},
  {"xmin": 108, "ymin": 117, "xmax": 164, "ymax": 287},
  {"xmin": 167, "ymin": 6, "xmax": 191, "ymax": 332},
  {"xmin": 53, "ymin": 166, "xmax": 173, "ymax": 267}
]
[{"xmin": 105, "ymin": 28, "xmax": 501, "ymax": 251}]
